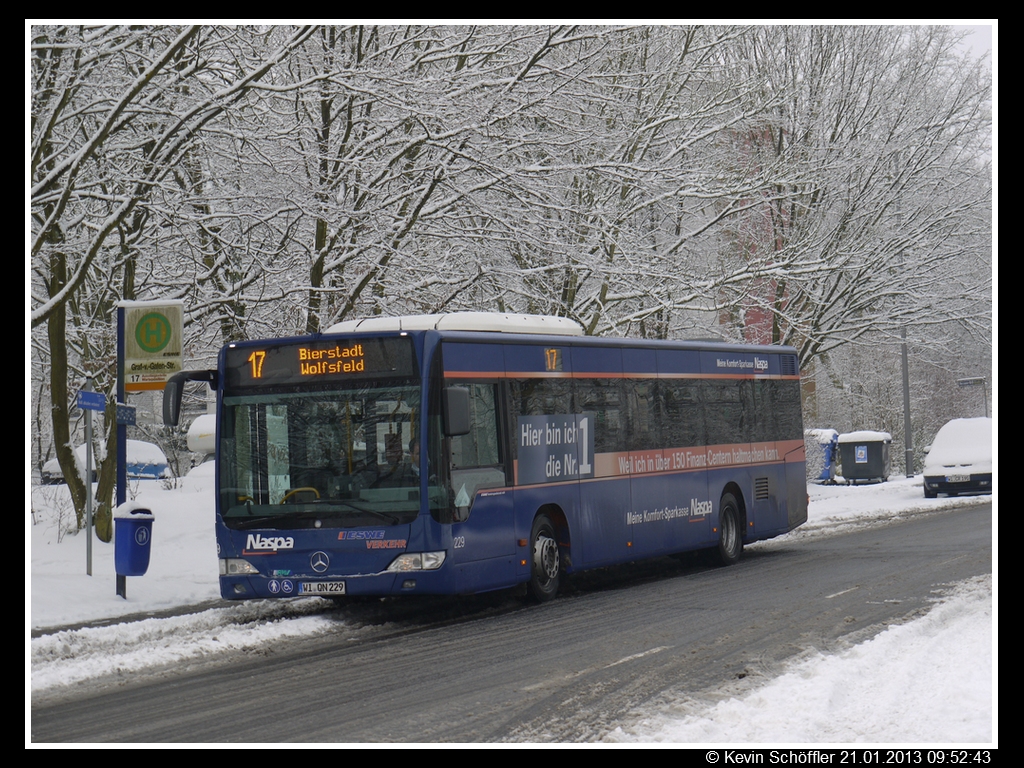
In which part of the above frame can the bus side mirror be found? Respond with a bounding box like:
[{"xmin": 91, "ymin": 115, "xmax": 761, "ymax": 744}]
[
  {"xmin": 443, "ymin": 386, "xmax": 471, "ymax": 437},
  {"xmin": 163, "ymin": 370, "xmax": 218, "ymax": 427}
]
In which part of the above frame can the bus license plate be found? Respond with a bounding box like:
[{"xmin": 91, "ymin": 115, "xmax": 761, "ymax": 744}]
[
  {"xmin": 299, "ymin": 581, "xmax": 346, "ymax": 595},
  {"xmin": 946, "ymin": 474, "xmax": 969, "ymax": 483}
]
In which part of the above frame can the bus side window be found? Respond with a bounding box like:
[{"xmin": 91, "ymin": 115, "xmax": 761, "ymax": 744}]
[
  {"xmin": 450, "ymin": 383, "xmax": 501, "ymax": 470},
  {"xmin": 703, "ymin": 379, "xmax": 744, "ymax": 445},
  {"xmin": 575, "ymin": 378, "xmax": 625, "ymax": 453},
  {"xmin": 513, "ymin": 378, "xmax": 572, "ymax": 421},
  {"xmin": 773, "ymin": 379, "xmax": 803, "ymax": 440},
  {"xmin": 625, "ymin": 379, "xmax": 659, "ymax": 452},
  {"xmin": 661, "ymin": 380, "xmax": 703, "ymax": 449}
]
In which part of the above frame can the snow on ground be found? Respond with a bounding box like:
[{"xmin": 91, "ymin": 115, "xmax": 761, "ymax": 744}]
[
  {"xmin": 30, "ymin": 467, "xmax": 223, "ymax": 628},
  {"xmin": 28, "ymin": 472, "xmax": 995, "ymax": 744},
  {"xmin": 605, "ymin": 574, "xmax": 992, "ymax": 744}
]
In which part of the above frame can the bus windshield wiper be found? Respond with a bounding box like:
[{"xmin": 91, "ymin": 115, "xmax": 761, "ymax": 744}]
[
  {"xmin": 329, "ymin": 500, "xmax": 401, "ymax": 524},
  {"xmin": 232, "ymin": 511, "xmax": 318, "ymax": 529},
  {"xmin": 229, "ymin": 503, "xmax": 400, "ymax": 528}
]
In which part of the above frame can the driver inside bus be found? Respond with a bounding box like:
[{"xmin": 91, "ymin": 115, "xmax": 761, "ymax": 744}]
[
  {"xmin": 393, "ymin": 442, "xmax": 421, "ymax": 483},
  {"xmin": 388, "ymin": 438, "xmax": 421, "ymax": 487}
]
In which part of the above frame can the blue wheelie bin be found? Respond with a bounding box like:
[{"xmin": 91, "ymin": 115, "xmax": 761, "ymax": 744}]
[{"xmin": 114, "ymin": 503, "xmax": 154, "ymax": 576}]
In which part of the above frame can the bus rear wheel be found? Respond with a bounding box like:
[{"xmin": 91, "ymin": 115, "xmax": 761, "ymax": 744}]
[
  {"xmin": 527, "ymin": 515, "xmax": 560, "ymax": 602},
  {"xmin": 715, "ymin": 493, "xmax": 743, "ymax": 566}
]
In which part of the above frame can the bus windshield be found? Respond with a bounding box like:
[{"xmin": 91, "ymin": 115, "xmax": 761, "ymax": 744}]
[{"xmin": 219, "ymin": 383, "xmax": 424, "ymax": 529}]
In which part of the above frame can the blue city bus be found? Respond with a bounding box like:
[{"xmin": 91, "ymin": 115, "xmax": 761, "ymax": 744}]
[{"xmin": 163, "ymin": 313, "xmax": 807, "ymax": 602}]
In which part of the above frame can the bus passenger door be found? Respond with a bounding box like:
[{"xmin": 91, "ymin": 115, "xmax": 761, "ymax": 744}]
[{"xmin": 447, "ymin": 383, "xmax": 515, "ymax": 588}]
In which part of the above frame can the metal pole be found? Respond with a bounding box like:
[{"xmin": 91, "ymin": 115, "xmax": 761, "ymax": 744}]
[
  {"xmin": 117, "ymin": 307, "xmax": 126, "ymax": 599},
  {"xmin": 901, "ymin": 328, "xmax": 913, "ymax": 477},
  {"xmin": 895, "ymin": 184, "xmax": 913, "ymax": 478},
  {"xmin": 84, "ymin": 378, "xmax": 94, "ymax": 575},
  {"xmin": 117, "ymin": 307, "xmax": 126, "ymax": 507}
]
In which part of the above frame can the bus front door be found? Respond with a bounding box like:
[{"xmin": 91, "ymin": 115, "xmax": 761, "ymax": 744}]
[{"xmin": 449, "ymin": 472, "xmax": 515, "ymax": 592}]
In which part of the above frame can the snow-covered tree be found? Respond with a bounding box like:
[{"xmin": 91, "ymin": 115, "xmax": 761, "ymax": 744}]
[
  {"xmin": 30, "ymin": 24, "xmax": 992, "ymax": 506},
  {"xmin": 711, "ymin": 26, "xmax": 991, "ymax": 371},
  {"xmin": 30, "ymin": 25, "xmax": 317, "ymax": 533}
]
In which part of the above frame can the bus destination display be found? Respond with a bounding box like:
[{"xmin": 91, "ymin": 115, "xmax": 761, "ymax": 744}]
[{"xmin": 224, "ymin": 337, "xmax": 415, "ymax": 388}]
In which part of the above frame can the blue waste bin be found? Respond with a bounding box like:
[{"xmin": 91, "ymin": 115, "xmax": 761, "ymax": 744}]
[
  {"xmin": 805, "ymin": 429, "xmax": 839, "ymax": 484},
  {"xmin": 114, "ymin": 503, "xmax": 154, "ymax": 576}
]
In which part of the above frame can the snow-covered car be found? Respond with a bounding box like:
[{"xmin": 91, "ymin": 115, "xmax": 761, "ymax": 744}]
[
  {"xmin": 922, "ymin": 417, "xmax": 992, "ymax": 498},
  {"xmin": 39, "ymin": 440, "xmax": 173, "ymax": 485},
  {"xmin": 186, "ymin": 414, "xmax": 215, "ymax": 459},
  {"xmin": 186, "ymin": 456, "xmax": 216, "ymax": 478},
  {"xmin": 184, "ymin": 414, "xmax": 216, "ymax": 477}
]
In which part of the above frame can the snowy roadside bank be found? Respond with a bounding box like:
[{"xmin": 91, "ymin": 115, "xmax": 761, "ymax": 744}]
[{"xmin": 604, "ymin": 574, "xmax": 993, "ymax": 744}]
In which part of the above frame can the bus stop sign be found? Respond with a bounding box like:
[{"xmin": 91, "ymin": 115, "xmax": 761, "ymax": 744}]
[{"xmin": 121, "ymin": 301, "xmax": 184, "ymax": 392}]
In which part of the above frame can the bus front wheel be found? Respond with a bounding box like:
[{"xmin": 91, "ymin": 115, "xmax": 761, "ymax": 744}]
[
  {"xmin": 527, "ymin": 515, "xmax": 560, "ymax": 602},
  {"xmin": 715, "ymin": 493, "xmax": 743, "ymax": 566}
]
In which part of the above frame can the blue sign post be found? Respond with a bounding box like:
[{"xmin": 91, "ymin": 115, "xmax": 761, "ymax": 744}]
[{"xmin": 76, "ymin": 384, "xmax": 106, "ymax": 575}]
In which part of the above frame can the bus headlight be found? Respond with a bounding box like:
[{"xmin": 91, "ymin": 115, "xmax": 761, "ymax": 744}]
[
  {"xmin": 386, "ymin": 551, "xmax": 446, "ymax": 571},
  {"xmin": 220, "ymin": 558, "xmax": 260, "ymax": 576}
]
